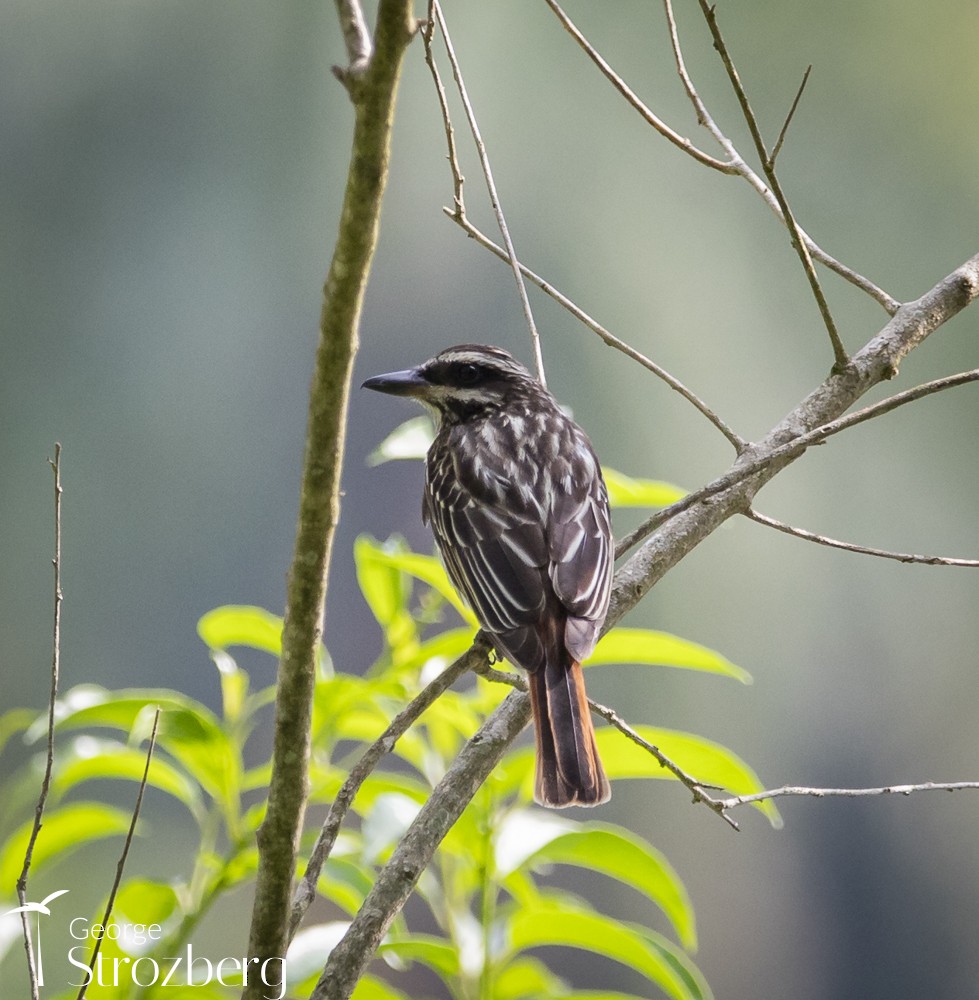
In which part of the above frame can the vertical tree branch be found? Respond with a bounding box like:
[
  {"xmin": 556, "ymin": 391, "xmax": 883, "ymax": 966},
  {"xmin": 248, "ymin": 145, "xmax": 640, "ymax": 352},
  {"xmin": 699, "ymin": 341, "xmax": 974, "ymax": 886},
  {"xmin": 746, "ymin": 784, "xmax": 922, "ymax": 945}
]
[
  {"xmin": 15, "ymin": 445, "xmax": 64, "ymax": 1000},
  {"xmin": 242, "ymin": 3, "xmax": 415, "ymax": 996}
]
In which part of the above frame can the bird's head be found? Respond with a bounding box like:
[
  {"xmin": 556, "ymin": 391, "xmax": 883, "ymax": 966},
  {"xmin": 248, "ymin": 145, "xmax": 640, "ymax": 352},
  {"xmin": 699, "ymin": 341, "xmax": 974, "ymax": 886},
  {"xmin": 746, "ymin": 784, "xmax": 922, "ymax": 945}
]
[{"xmin": 362, "ymin": 344, "xmax": 542, "ymax": 422}]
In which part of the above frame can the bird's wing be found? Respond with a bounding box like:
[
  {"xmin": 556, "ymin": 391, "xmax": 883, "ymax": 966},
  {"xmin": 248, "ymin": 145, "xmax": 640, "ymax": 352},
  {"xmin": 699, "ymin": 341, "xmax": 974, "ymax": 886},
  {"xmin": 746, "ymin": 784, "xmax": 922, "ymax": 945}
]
[
  {"xmin": 425, "ymin": 446, "xmax": 549, "ymax": 646},
  {"xmin": 546, "ymin": 440, "xmax": 614, "ymax": 661}
]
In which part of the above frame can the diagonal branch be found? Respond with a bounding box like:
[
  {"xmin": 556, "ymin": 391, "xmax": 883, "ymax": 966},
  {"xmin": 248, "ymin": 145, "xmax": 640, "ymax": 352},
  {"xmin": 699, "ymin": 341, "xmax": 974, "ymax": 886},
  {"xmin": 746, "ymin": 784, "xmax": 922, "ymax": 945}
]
[
  {"xmin": 550, "ymin": 0, "xmax": 900, "ymax": 313},
  {"xmin": 746, "ymin": 509, "xmax": 979, "ymax": 568},
  {"xmin": 311, "ymin": 690, "xmax": 532, "ymax": 1000},
  {"xmin": 586, "ymin": 698, "xmax": 739, "ymax": 830},
  {"xmin": 288, "ymin": 641, "xmax": 489, "ymax": 938},
  {"xmin": 609, "ymin": 253, "xmax": 979, "ymax": 621},
  {"xmin": 615, "ymin": 269, "xmax": 979, "ymax": 560},
  {"xmin": 307, "ymin": 251, "xmax": 979, "ymax": 1000},
  {"xmin": 429, "ymin": 0, "xmax": 547, "ymax": 384},
  {"xmin": 421, "ymin": 19, "xmax": 745, "ymax": 451},
  {"xmin": 696, "ymin": 0, "xmax": 847, "ymax": 369},
  {"xmin": 76, "ymin": 710, "xmax": 160, "ymax": 1000}
]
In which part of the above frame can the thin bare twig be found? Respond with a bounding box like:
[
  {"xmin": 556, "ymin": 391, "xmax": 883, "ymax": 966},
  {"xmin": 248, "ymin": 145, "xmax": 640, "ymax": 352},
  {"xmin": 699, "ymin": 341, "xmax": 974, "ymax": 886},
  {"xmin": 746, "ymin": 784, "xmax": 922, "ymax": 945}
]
[
  {"xmin": 770, "ymin": 65, "xmax": 812, "ymax": 165},
  {"xmin": 430, "ymin": 0, "xmax": 547, "ymax": 384},
  {"xmin": 697, "ymin": 1, "xmax": 847, "ymax": 368},
  {"xmin": 617, "ymin": 366, "xmax": 979, "ymax": 558},
  {"xmin": 15, "ymin": 445, "xmax": 64, "ymax": 1000},
  {"xmin": 586, "ymin": 699, "xmax": 740, "ymax": 830},
  {"xmin": 420, "ymin": 14, "xmax": 464, "ymax": 217},
  {"xmin": 289, "ymin": 641, "xmax": 488, "ymax": 938},
  {"xmin": 422, "ymin": 3, "xmax": 744, "ymax": 448},
  {"xmin": 473, "ymin": 657, "xmax": 739, "ymax": 827},
  {"xmin": 456, "ymin": 215, "xmax": 746, "ymax": 451},
  {"xmin": 663, "ymin": 0, "xmax": 898, "ymax": 315},
  {"xmin": 545, "ymin": 0, "xmax": 735, "ymax": 173},
  {"xmin": 551, "ymin": 0, "xmax": 900, "ymax": 313},
  {"xmin": 718, "ymin": 781, "xmax": 979, "ymax": 811},
  {"xmin": 76, "ymin": 709, "xmax": 161, "ymax": 1000},
  {"xmin": 747, "ymin": 509, "xmax": 979, "ymax": 567}
]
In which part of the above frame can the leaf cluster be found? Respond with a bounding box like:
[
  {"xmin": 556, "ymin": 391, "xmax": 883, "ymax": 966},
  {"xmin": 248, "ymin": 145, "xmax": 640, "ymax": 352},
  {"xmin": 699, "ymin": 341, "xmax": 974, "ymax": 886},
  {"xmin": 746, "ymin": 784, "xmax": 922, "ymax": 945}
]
[{"xmin": 0, "ymin": 446, "xmax": 774, "ymax": 999}]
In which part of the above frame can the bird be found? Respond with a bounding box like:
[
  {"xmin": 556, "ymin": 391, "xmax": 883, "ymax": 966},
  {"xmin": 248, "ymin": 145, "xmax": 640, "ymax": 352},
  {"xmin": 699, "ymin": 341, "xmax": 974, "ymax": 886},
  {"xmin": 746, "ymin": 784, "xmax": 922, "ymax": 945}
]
[{"xmin": 363, "ymin": 344, "xmax": 613, "ymax": 807}]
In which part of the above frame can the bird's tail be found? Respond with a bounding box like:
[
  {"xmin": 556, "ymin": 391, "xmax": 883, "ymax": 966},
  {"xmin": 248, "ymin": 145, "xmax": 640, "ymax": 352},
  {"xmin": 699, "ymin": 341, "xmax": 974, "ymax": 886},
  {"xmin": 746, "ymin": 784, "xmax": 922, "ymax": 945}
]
[{"xmin": 528, "ymin": 656, "xmax": 611, "ymax": 807}]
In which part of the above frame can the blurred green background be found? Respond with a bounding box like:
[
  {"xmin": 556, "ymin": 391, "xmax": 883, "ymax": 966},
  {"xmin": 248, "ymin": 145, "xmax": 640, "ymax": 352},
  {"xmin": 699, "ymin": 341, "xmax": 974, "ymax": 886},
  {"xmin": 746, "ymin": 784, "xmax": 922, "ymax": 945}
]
[{"xmin": 2, "ymin": 1, "xmax": 978, "ymax": 997}]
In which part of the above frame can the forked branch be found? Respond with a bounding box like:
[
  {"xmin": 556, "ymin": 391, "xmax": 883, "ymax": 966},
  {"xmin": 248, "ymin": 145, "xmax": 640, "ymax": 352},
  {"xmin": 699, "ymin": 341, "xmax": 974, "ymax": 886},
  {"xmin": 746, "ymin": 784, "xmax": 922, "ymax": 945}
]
[
  {"xmin": 547, "ymin": 0, "xmax": 900, "ymax": 313},
  {"xmin": 696, "ymin": 0, "xmax": 847, "ymax": 368}
]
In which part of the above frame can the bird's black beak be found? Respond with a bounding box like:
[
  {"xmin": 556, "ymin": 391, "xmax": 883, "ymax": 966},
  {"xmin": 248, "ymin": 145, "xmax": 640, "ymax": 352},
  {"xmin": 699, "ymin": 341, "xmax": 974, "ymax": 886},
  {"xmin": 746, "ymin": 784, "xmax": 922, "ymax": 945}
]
[{"xmin": 362, "ymin": 367, "xmax": 429, "ymax": 397}]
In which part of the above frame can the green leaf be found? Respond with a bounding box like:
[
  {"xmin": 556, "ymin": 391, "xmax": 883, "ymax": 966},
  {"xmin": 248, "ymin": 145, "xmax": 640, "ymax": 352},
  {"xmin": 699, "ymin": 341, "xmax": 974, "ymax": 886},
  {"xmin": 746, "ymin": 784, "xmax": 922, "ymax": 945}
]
[
  {"xmin": 312, "ymin": 674, "xmax": 384, "ymax": 746},
  {"xmin": 603, "ymin": 468, "xmax": 686, "ymax": 509},
  {"xmin": 45, "ymin": 687, "xmax": 198, "ymax": 739},
  {"xmin": 368, "ymin": 415, "xmax": 435, "ymax": 466},
  {"xmin": 352, "ymin": 973, "xmax": 412, "ymax": 1000},
  {"xmin": 395, "ymin": 627, "xmax": 478, "ymax": 676},
  {"xmin": 494, "ymin": 809, "xmax": 576, "ymax": 875},
  {"xmin": 0, "ymin": 707, "xmax": 37, "ymax": 756},
  {"xmin": 588, "ymin": 629, "xmax": 751, "ymax": 683},
  {"xmin": 113, "ymin": 878, "xmax": 180, "ymax": 928},
  {"xmin": 197, "ymin": 605, "xmax": 284, "ymax": 658},
  {"xmin": 154, "ymin": 708, "xmax": 242, "ymax": 824},
  {"xmin": 47, "ymin": 689, "xmax": 243, "ymax": 821},
  {"xmin": 505, "ymin": 898, "xmax": 711, "ymax": 1000},
  {"xmin": 211, "ymin": 649, "xmax": 249, "ymax": 725},
  {"xmin": 560, "ymin": 993, "xmax": 661, "ymax": 1000},
  {"xmin": 355, "ymin": 536, "xmax": 412, "ymax": 629},
  {"xmin": 495, "ymin": 811, "xmax": 695, "ymax": 948},
  {"xmin": 0, "ymin": 804, "xmax": 133, "ymax": 888},
  {"xmin": 316, "ymin": 858, "xmax": 375, "ymax": 916},
  {"xmin": 354, "ymin": 537, "xmax": 423, "ymax": 661},
  {"xmin": 494, "ymin": 956, "xmax": 567, "ymax": 999},
  {"xmin": 359, "ymin": 541, "xmax": 475, "ymax": 625},
  {"xmin": 379, "ymin": 935, "xmax": 461, "ymax": 978},
  {"xmin": 518, "ymin": 823, "xmax": 697, "ymax": 950},
  {"xmin": 598, "ymin": 726, "xmax": 781, "ymax": 827},
  {"xmin": 308, "ymin": 767, "xmax": 431, "ymax": 816},
  {"xmin": 116, "ymin": 987, "xmax": 232, "ymax": 1000},
  {"xmin": 52, "ymin": 737, "xmax": 205, "ymax": 822}
]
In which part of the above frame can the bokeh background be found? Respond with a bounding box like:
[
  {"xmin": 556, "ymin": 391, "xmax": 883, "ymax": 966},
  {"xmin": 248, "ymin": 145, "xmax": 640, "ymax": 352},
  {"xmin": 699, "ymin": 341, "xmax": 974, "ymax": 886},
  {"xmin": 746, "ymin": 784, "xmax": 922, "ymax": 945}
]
[{"xmin": 2, "ymin": 1, "xmax": 978, "ymax": 997}]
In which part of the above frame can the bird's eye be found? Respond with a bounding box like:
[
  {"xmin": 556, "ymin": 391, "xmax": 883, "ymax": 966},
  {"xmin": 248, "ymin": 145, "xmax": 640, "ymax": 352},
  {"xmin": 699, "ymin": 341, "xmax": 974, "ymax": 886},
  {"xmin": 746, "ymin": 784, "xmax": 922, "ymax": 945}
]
[{"xmin": 457, "ymin": 364, "xmax": 481, "ymax": 385}]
